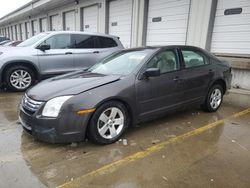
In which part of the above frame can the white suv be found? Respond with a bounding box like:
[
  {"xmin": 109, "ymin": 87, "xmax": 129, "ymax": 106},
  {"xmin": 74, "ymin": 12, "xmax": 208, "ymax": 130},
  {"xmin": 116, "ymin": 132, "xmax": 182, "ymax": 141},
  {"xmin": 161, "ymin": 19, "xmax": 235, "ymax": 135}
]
[{"xmin": 0, "ymin": 31, "xmax": 124, "ymax": 91}]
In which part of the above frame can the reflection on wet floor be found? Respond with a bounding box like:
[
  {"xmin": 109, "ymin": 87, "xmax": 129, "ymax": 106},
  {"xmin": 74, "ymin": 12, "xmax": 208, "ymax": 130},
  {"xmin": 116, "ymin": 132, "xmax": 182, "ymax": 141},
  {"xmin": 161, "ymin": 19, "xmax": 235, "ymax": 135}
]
[{"xmin": 0, "ymin": 92, "xmax": 250, "ymax": 188}]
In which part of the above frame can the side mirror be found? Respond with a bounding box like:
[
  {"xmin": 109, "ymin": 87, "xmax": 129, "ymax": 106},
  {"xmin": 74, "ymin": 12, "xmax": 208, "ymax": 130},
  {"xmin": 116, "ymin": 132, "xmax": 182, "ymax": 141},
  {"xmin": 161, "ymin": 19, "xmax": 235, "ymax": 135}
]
[
  {"xmin": 144, "ymin": 68, "xmax": 160, "ymax": 77},
  {"xmin": 37, "ymin": 44, "xmax": 50, "ymax": 51}
]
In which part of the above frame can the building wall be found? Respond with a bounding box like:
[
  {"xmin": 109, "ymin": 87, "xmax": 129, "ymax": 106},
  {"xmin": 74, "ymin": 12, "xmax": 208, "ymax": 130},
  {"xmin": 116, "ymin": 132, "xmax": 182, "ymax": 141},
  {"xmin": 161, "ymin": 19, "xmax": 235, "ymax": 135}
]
[{"xmin": 0, "ymin": 0, "xmax": 249, "ymax": 90}]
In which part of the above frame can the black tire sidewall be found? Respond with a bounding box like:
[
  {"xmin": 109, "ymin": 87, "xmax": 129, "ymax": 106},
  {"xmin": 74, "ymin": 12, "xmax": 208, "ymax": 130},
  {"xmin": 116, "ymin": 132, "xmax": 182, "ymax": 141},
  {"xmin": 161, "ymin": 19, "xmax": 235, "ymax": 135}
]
[
  {"xmin": 88, "ymin": 101, "xmax": 129, "ymax": 145},
  {"xmin": 5, "ymin": 66, "xmax": 35, "ymax": 92},
  {"xmin": 205, "ymin": 84, "xmax": 223, "ymax": 112}
]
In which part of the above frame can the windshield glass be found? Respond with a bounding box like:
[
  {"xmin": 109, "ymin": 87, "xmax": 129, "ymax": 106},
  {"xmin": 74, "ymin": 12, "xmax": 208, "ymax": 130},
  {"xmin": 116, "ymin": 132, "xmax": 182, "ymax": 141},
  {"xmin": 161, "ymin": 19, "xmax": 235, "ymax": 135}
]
[
  {"xmin": 17, "ymin": 33, "xmax": 49, "ymax": 47},
  {"xmin": 88, "ymin": 49, "xmax": 153, "ymax": 76}
]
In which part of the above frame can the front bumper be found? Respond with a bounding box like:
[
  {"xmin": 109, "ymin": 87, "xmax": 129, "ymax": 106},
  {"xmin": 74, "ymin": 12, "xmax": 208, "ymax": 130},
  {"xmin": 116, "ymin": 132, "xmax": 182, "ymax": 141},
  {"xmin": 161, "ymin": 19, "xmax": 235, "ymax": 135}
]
[{"xmin": 19, "ymin": 107, "xmax": 90, "ymax": 144}]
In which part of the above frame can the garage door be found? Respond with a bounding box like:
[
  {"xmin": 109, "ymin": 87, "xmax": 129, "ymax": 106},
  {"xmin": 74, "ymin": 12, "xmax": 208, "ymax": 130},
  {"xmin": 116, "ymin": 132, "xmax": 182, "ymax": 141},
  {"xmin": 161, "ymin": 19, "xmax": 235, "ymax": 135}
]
[
  {"xmin": 12, "ymin": 25, "xmax": 17, "ymax": 40},
  {"xmin": 32, "ymin": 20, "xmax": 39, "ymax": 36},
  {"xmin": 82, "ymin": 5, "xmax": 99, "ymax": 32},
  {"xmin": 16, "ymin": 25, "xmax": 20, "ymax": 40},
  {"xmin": 108, "ymin": 0, "xmax": 133, "ymax": 48},
  {"xmin": 21, "ymin": 23, "xmax": 26, "ymax": 40},
  {"xmin": 40, "ymin": 18, "xmax": 47, "ymax": 32},
  {"xmin": 211, "ymin": 0, "xmax": 250, "ymax": 54},
  {"xmin": 50, "ymin": 15, "xmax": 60, "ymax": 31},
  {"xmin": 64, "ymin": 10, "xmax": 76, "ymax": 31},
  {"xmin": 25, "ymin": 22, "xmax": 31, "ymax": 39},
  {"xmin": 146, "ymin": 0, "xmax": 191, "ymax": 46}
]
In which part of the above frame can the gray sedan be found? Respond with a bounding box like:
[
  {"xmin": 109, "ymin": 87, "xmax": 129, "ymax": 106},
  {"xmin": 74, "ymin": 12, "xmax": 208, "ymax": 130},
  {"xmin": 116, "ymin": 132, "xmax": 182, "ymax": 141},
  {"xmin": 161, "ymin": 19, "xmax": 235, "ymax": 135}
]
[{"xmin": 19, "ymin": 46, "xmax": 232, "ymax": 144}]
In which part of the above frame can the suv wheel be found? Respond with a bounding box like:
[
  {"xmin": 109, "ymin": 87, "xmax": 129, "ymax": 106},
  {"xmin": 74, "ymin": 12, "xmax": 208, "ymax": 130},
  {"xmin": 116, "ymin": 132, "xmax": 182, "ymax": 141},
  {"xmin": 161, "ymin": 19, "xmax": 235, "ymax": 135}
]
[
  {"xmin": 202, "ymin": 84, "xmax": 223, "ymax": 112},
  {"xmin": 5, "ymin": 66, "xmax": 35, "ymax": 91},
  {"xmin": 88, "ymin": 101, "xmax": 129, "ymax": 145}
]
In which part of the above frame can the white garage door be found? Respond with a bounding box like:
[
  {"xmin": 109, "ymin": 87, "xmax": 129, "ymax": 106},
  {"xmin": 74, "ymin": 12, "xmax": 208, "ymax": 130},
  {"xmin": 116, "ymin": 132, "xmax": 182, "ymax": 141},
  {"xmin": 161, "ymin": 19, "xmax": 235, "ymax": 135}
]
[
  {"xmin": 146, "ymin": 0, "xmax": 191, "ymax": 46},
  {"xmin": 50, "ymin": 15, "xmax": 60, "ymax": 31},
  {"xmin": 13, "ymin": 25, "xmax": 17, "ymax": 40},
  {"xmin": 25, "ymin": 22, "xmax": 31, "ymax": 39},
  {"xmin": 64, "ymin": 10, "xmax": 76, "ymax": 31},
  {"xmin": 40, "ymin": 18, "xmax": 47, "ymax": 32},
  {"xmin": 21, "ymin": 23, "xmax": 26, "ymax": 40},
  {"xmin": 82, "ymin": 5, "xmax": 99, "ymax": 32},
  {"xmin": 108, "ymin": 0, "xmax": 133, "ymax": 48},
  {"xmin": 211, "ymin": 0, "xmax": 250, "ymax": 54},
  {"xmin": 32, "ymin": 20, "xmax": 39, "ymax": 36}
]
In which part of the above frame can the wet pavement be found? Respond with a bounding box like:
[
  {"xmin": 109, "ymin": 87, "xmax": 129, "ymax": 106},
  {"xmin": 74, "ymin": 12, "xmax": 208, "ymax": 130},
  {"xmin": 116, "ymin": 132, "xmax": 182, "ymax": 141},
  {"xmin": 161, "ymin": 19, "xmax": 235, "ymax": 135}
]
[{"xmin": 0, "ymin": 91, "xmax": 250, "ymax": 188}]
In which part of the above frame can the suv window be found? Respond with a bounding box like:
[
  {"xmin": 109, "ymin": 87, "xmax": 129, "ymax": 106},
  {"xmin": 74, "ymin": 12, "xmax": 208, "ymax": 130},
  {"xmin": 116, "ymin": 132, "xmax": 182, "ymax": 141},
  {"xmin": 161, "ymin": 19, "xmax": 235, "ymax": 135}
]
[
  {"xmin": 42, "ymin": 34, "xmax": 71, "ymax": 49},
  {"xmin": 71, "ymin": 34, "xmax": 118, "ymax": 49},
  {"xmin": 181, "ymin": 50, "xmax": 208, "ymax": 68},
  {"xmin": 147, "ymin": 50, "xmax": 179, "ymax": 74},
  {"xmin": 96, "ymin": 36, "xmax": 118, "ymax": 48},
  {"xmin": 72, "ymin": 34, "xmax": 95, "ymax": 49}
]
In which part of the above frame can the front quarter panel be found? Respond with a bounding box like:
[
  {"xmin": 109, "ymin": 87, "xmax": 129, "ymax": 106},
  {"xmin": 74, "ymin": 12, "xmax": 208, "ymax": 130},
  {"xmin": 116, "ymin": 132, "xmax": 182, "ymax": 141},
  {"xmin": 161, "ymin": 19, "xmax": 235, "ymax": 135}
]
[{"xmin": 60, "ymin": 75, "xmax": 137, "ymax": 136}]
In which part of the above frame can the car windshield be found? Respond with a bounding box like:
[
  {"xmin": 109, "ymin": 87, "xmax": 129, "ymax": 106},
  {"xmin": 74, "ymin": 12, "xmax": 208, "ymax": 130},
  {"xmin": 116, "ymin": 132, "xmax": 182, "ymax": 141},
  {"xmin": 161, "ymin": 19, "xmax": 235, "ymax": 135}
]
[
  {"xmin": 88, "ymin": 49, "xmax": 153, "ymax": 76},
  {"xmin": 17, "ymin": 33, "xmax": 49, "ymax": 47}
]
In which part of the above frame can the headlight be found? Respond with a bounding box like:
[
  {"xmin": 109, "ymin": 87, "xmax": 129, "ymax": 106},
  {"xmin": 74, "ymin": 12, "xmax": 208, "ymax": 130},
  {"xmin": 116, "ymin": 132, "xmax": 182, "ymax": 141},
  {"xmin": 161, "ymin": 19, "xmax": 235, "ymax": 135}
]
[{"xmin": 42, "ymin": 96, "xmax": 72, "ymax": 117}]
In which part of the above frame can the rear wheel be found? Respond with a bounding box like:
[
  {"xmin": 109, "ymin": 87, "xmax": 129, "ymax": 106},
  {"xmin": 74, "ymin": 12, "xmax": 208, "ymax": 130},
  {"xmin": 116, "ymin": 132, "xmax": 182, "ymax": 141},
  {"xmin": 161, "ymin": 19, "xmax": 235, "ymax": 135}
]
[
  {"xmin": 5, "ymin": 66, "xmax": 35, "ymax": 91},
  {"xmin": 88, "ymin": 101, "xmax": 129, "ymax": 145},
  {"xmin": 202, "ymin": 84, "xmax": 223, "ymax": 112}
]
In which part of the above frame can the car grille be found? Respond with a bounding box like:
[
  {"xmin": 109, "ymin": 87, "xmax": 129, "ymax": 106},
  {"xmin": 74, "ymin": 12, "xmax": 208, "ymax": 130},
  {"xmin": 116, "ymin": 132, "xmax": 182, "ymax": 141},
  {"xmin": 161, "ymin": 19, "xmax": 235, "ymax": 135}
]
[{"xmin": 22, "ymin": 94, "xmax": 43, "ymax": 115}]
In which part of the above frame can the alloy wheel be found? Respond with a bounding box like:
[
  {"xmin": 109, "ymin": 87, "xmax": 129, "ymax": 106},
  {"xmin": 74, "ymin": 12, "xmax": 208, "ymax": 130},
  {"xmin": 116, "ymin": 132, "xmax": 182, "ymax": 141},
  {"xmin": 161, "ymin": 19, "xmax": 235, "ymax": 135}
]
[
  {"xmin": 210, "ymin": 88, "xmax": 222, "ymax": 109},
  {"xmin": 9, "ymin": 70, "xmax": 32, "ymax": 90},
  {"xmin": 97, "ymin": 107, "xmax": 124, "ymax": 139}
]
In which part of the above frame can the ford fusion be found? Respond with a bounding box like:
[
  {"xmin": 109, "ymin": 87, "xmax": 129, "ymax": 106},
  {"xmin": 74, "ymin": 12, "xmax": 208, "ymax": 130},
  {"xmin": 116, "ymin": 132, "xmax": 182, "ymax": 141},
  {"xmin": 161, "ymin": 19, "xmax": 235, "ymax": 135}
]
[{"xmin": 19, "ymin": 46, "xmax": 232, "ymax": 144}]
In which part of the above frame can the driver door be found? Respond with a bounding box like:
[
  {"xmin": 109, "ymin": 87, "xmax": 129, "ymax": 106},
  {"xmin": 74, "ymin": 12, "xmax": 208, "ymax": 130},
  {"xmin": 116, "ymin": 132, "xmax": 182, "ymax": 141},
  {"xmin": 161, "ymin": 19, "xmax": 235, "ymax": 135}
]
[
  {"xmin": 37, "ymin": 34, "xmax": 75, "ymax": 76},
  {"xmin": 136, "ymin": 49, "xmax": 184, "ymax": 119}
]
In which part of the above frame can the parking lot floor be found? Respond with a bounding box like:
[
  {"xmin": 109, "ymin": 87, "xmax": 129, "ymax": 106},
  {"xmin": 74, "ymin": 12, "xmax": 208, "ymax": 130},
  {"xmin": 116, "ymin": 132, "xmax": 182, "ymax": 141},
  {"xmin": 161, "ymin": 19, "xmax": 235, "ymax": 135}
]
[{"xmin": 0, "ymin": 92, "xmax": 250, "ymax": 188}]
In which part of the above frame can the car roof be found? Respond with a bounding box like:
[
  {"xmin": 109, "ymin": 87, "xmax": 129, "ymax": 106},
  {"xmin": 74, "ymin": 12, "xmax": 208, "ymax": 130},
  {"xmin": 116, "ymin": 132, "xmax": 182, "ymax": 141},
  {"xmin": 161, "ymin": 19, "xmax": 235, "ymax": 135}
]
[
  {"xmin": 44, "ymin": 31, "xmax": 119, "ymax": 39},
  {"xmin": 122, "ymin": 45, "xmax": 205, "ymax": 52}
]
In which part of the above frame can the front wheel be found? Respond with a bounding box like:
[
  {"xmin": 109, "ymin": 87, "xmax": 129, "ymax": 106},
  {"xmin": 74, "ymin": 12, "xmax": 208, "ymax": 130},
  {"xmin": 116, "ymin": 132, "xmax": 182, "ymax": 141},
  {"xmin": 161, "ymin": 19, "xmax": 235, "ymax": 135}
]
[
  {"xmin": 202, "ymin": 84, "xmax": 223, "ymax": 112},
  {"xmin": 88, "ymin": 101, "xmax": 129, "ymax": 145}
]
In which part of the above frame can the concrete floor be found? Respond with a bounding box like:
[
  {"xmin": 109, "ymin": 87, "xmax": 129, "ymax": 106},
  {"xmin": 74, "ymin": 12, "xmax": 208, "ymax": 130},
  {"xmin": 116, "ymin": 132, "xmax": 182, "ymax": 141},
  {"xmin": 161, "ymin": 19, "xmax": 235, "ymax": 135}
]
[{"xmin": 0, "ymin": 92, "xmax": 250, "ymax": 188}]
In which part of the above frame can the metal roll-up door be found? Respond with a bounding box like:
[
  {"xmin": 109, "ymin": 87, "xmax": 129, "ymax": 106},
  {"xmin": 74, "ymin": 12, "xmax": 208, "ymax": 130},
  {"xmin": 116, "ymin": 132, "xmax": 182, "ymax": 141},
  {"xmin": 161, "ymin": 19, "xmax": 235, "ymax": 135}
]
[
  {"xmin": 40, "ymin": 18, "xmax": 48, "ymax": 32},
  {"xmin": 108, "ymin": 0, "xmax": 133, "ymax": 48},
  {"xmin": 64, "ymin": 10, "xmax": 76, "ymax": 31},
  {"xmin": 146, "ymin": 0, "xmax": 191, "ymax": 46},
  {"xmin": 211, "ymin": 0, "xmax": 250, "ymax": 54},
  {"xmin": 25, "ymin": 22, "xmax": 31, "ymax": 39},
  {"xmin": 50, "ymin": 15, "xmax": 60, "ymax": 31},
  {"xmin": 32, "ymin": 20, "xmax": 39, "ymax": 36},
  {"xmin": 21, "ymin": 23, "xmax": 26, "ymax": 40},
  {"xmin": 82, "ymin": 5, "xmax": 99, "ymax": 32}
]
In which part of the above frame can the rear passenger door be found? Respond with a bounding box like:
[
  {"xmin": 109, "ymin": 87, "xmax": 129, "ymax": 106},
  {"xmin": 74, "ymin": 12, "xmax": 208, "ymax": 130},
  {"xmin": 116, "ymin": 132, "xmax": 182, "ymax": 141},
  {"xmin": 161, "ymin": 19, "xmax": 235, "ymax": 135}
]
[
  {"xmin": 180, "ymin": 48, "xmax": 213, "ymax": 103},
  {"xmin": 71, "ymin": 34, "xmax": 121, "ymax": 69}
]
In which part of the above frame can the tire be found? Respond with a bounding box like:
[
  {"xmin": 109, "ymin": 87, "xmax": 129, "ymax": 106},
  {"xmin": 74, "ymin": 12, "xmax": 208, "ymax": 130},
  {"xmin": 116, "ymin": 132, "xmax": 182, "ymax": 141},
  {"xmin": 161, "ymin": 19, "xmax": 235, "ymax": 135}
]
[
  {"xmin": 5, "ymin": 66, "xmax": 35, "ymax": 92},
  {"xmin": 88, "ymin": 101, "xmax": 129, "ymax": 145},
  {"xmin": 202, "ymin": 84, "xmax": 224, "ymax": 112}
]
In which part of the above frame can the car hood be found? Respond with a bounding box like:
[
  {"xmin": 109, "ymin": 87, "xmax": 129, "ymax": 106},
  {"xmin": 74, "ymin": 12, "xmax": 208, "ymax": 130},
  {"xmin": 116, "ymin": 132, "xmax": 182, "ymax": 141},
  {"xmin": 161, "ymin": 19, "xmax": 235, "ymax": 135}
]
[
  {"xmin": 27, "ymin": 71, "xmax": 121, "ymax": 101},
  {"xmin": 0, "ymin": 46, "xmax": 32, "ymax": 55}
]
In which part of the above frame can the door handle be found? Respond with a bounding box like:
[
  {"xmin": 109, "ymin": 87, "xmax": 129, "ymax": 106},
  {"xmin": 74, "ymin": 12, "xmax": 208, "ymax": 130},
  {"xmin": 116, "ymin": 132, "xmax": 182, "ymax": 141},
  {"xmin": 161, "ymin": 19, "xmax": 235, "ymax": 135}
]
[
  {"xmin": 173, "ymin": 76, "xmax": 181, "ymax": 82},
  {"xmin": 65, "ymin": 52, "xmax": 73, "ymax": 55},
  {"xmin": 93, "ymin": 51, "xmax": 100, "ymax": 54},
  {"xmin": 209, "ymin": 69, "xmax": 214, "ymax": 74}
]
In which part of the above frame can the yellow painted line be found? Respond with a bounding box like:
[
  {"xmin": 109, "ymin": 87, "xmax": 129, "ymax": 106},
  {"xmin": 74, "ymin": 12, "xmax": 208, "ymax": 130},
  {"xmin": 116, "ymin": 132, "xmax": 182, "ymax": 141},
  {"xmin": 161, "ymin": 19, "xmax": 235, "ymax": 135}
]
[
  {"xmin": 232, "ymin": 108, "xmax": 250, "ymax": 118},
  {"xmin": 77, "ymin": 108, "xmax": 96, "ymax": 115},
  {"xmin": 58, "ymin": 108, "xmax": 250, "ymax": 188}
]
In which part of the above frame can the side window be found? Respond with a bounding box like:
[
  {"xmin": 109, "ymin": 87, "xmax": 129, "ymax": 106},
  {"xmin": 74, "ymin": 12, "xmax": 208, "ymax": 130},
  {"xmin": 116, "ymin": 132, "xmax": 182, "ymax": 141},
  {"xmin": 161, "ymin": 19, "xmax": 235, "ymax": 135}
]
[
  {"xmin": 181, "ymin": 50, "xmax": 208, "ymax": 68},
  {"xmin": 72, "ymin": 34, "xmax": 96, "ymax": 49},
  {"xmin": 96, "ymin": 36, "xmax": 118, "ymax": 48},
  {"xmin": 147, "ymin": 50, "xmax": 179, "ymax": 74},
  {"xmin": 43, "ymin": 34, "xmax": 71, "ymax": 49}
]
